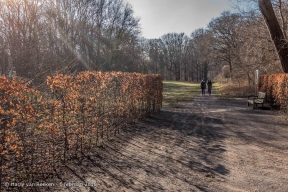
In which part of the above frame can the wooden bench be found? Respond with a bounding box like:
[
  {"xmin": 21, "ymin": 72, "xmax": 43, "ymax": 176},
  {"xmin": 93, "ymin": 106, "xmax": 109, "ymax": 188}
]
[{"xmin": 247, "ymin": 92, "xmax": 266, "ymax": 109}]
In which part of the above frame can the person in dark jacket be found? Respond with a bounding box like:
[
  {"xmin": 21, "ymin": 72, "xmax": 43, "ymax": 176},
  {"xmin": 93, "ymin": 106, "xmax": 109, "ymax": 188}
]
[
  {"xmin": 200, "ymin": 78, "xmax": 206, "ymax": 96},
  {"xmin": 207, "ymin": 80, "xmax": 212, "ymax": 96}
]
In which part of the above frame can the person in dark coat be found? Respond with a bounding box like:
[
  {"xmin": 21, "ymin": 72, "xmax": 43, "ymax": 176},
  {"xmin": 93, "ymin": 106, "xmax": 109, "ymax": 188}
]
[
  {"xmin": 207, "ymin": 80, "xmax": 212, "ymax": 96},
  {"xmin": 200, "ymin": 78, "xmax": 206, "ymax": 96}
]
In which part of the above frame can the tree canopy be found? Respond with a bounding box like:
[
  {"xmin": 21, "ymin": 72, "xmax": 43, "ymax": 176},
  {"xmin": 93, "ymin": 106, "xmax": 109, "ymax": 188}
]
[{"xmin": 0, "ymin": 0, "xmax": 286, "ymax": 85}]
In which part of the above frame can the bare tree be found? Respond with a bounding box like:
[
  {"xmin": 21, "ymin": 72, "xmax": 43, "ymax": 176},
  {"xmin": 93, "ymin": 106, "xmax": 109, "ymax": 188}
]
[
  {"xmin": 160, "ymin": 33, "xmax": 188, "ymax": 80},
  {"xmin": 190, "ymin": 28, "xmax": 213, "ymax": 81},
  {"xmin": 0, "ymin": 0, "xmax": 142, "ymax": 84},
  {"xmin": 258, "ymin": 0, "xmax": 288, "ymax": 72}
]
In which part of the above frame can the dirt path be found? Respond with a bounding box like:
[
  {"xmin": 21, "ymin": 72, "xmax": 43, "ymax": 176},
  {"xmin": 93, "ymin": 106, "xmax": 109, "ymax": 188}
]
[{"xmin": 48, "ymin": 90, "xmax": 288, "ymax": 192}]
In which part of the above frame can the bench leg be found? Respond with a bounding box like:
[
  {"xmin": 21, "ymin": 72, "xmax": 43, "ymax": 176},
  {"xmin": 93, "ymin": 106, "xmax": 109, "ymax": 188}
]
[{"xmin": 248, "ymin": 102, "xmax": 249, "ymax": 106}]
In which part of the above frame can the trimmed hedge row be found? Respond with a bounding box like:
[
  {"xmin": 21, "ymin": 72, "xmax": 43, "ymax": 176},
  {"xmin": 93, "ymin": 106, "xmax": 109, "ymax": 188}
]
[
  {"xmin": 258, "ymin": 73, "xmax": 288, "ymax": 110},
  {"xmin": 0, "ymin": 71, "xmax": 163, "ymax": 190}
]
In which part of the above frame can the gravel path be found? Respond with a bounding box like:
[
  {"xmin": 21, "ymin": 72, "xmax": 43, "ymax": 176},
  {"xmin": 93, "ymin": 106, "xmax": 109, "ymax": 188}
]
[{"xmin": 46, "ymin": 90, "xmax": 288, "ymax": 192}]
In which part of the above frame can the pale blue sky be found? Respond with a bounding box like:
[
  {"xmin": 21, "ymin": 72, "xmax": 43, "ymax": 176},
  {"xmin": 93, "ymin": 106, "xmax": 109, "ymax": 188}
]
[{"xmin": 125, "ymin": 0, "xmax": 235, "ymax": 39}]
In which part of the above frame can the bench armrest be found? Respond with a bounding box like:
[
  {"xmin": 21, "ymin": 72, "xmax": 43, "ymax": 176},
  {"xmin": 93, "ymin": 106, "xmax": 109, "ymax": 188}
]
[{"xmin": 253, "ymin": 98, "xmax": 265, "ymax": 104}]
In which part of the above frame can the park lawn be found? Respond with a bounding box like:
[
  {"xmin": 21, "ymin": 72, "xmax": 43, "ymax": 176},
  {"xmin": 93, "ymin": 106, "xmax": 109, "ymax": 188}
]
[{"xmin": 163, "ymin": 81, "xmax": 199, "ymax": 107}]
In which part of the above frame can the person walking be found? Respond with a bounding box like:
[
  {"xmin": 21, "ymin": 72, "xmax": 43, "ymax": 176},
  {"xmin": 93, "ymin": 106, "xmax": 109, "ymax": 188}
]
[
  {"xmin": 207, "ymin": 80, "xmax": 212, "ymax": 96},
  {"xmin": 200, "ymin": 78, "xmax": 206, "ymax": 96}
]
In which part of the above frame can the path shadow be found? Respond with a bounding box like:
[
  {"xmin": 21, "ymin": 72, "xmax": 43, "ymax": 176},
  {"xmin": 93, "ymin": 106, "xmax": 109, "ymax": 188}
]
[{"xmin": 48, "ymin": 92, "xmax": 230, "ymax": 192}]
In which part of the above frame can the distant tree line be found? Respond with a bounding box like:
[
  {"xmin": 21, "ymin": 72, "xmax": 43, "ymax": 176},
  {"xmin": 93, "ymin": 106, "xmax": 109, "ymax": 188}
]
[
  {"xmin": 0, "ymin": 0, "xmax": 286, "ymax": 86},
  {"xmin": 0, "ymin": 0, "xmax": 142, "ymax": 86},
  {"xmin": 144, "ymin": 2, "xmax": 287, "ymax": 84}
]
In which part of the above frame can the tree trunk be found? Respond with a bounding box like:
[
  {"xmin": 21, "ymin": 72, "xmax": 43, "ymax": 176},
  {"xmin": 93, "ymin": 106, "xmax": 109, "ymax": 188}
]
[{"xmin": 258, "ymin": 0, "xmax": 288, "ymax": 73}]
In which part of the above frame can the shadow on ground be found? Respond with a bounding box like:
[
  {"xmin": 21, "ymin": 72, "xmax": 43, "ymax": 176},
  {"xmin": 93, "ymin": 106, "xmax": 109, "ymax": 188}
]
[
  {"xmin": 46, "ymin": 99, "xmax": 228, "ymax": 192},
  {"xmin": 41, "ymin": 92, "xmax": 288, "ymax": 192}
]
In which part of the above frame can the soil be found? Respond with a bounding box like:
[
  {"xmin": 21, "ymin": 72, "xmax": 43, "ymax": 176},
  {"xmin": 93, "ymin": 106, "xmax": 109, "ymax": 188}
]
[{"xmin": 36, "ymin": 90, "xmax": 288, "ymax": 191}]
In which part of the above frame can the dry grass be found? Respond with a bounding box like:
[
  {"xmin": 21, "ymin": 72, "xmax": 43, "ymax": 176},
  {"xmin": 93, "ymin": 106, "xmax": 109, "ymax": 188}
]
[{"xmin": 217, "ymin": 82, "xmax": 255, "ymax": 98}]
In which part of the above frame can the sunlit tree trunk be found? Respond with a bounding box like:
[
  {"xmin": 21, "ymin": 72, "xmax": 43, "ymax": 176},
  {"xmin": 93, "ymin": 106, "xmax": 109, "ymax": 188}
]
[{"xmin": 258, "ymin": 0, "xmax": 288, "ymax": 73}]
